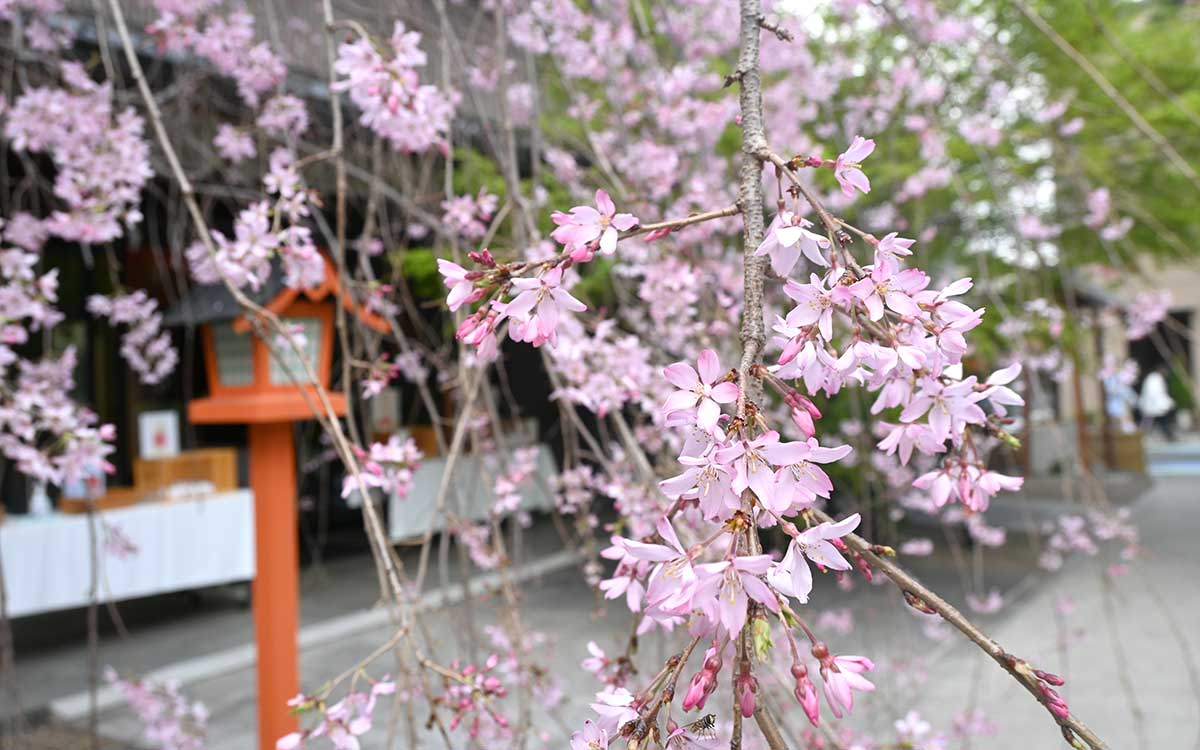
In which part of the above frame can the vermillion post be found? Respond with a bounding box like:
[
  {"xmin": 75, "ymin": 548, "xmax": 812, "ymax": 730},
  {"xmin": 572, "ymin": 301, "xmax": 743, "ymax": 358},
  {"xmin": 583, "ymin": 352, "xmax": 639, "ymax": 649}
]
[{"xmin": 248, "ymin": 421, "xmax": 300, "ymax": 750}]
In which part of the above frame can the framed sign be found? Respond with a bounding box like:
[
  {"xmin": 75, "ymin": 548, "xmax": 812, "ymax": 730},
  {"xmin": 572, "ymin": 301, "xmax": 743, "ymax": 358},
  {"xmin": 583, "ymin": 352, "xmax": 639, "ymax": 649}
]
[
  {"xmin": 138, "ymin": 410, "xmax": 181, "ymax": 460},
  {"xmin": 369, "ymin": 387, "xmax": 401, "ymax": 437}
]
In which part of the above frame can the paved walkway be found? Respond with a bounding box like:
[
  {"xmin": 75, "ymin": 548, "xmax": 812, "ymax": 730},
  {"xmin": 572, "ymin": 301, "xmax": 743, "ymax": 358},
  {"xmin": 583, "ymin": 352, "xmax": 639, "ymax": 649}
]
[{"xmin": 9, "ymin": 440, "xmax": 1200, "ymax": 749}]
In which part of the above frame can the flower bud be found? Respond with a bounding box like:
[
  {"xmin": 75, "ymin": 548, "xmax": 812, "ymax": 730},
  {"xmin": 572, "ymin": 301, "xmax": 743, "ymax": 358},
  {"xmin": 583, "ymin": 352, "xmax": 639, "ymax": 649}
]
[
  {"xmin": 737, "ymin": 671, "xmax": 757, "ymax": 718},
  {"xmin": 455, "ymin": 313, "xmax": 480, "ymax": 340},
  {"xmin": 681, "ymin": 670, "xmax": 712, "ymax": 712}
]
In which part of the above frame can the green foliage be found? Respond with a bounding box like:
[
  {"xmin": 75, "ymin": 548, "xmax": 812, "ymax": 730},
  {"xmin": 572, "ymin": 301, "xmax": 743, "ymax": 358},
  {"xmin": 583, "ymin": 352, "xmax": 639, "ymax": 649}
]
[
  {"xmin": 1168, "ymin": 362, "xmax": 1195, "ymax": 411},
  {"xmin": 452, "ymin": 146, "xmax": 508, "ymax": 198},
  {"xmin": 394, "ymin": 247, "xmax": 442, "ymax": 301},
  {"xmin": 1007, "ymin": 0, "xmax": 1200, "ymax": 262}
]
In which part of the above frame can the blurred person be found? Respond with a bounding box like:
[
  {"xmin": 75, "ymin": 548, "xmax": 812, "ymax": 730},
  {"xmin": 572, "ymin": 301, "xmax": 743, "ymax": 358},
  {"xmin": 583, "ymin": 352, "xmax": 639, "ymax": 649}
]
[
  {"xmin": 1104, "ymin": 370, "xmax": 1138, "ymax": 433},
  {"xmin": 1139, "ymin": 364, "xmax": 1176, "ymax": 441}
]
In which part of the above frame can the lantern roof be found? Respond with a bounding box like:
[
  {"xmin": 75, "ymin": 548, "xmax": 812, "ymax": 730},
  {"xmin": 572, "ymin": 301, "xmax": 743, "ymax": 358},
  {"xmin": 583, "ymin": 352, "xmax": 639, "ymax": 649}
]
[{"xmin": 164, "ymin": 256, "xmax": 388, "ymax": 333}]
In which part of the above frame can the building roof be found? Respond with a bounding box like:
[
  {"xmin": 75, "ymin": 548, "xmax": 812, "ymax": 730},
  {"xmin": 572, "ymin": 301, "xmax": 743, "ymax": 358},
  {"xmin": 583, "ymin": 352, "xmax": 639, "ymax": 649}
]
[
  {"xmin": 164, "ymin": 257, "xmax": 390, "ymax": 333},
  {"xmin": 163, "ymin": 273, "xmax": 288, "ymax": 326}
]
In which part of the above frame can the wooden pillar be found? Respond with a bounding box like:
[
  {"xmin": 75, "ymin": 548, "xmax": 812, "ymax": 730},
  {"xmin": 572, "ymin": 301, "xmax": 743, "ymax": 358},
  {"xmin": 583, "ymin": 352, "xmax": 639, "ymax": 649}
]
[
  {"xmin": 248, "ymin": 421, "xmax": 300, "ymax": 750},
  {"xmin": 1093, "ymin": 318, "xmax": 1115, "ymax": 468},
  {"xmin": 1071, "ymin": 355, "xmax": 1092, "ymax": 474}
]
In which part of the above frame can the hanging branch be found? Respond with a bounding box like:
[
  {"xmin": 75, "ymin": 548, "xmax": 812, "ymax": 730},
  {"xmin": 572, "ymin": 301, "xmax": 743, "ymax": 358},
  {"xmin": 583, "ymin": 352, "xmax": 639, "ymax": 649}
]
[{"xmin": 811, "ymin": 507, "xmax": 1111, "ymax": 750}]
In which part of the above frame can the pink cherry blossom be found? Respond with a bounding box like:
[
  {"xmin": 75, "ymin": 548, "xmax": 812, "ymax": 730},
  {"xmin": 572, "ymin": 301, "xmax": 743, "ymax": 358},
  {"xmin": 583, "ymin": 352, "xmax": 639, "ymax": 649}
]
[
  {"xmin": 661, "ymin": 349, "xmax": 738, "ymax": 432},
  {"xmin": 619, "ymin": 517, "xmax": 698, "ymax": 611},
  {"xmin": 769, "ymin": 514, "xmax": 859, "ymax": 603},
  {"xmin": 570, "ymin": 719, "xmax": 608, "ymax": 750},
  {"xmin": 899, "ymin": 376, "xmax": 986, "ymax": 443},
  {"xmin": 819, "ymin": 653, "xmax": 875, "ymax": 718},
  {"xmin": 504, "ymin": 266, "xmax": 588, "ymax": 345},
  {"xmin": 695, "ymin": 555, "xmax": 778, "ymax": 636},
  {"xmin": 716, "ymin": 430, "xmax": 809, "ymax": 514},
  {"xmin": 783, "ymin": 274, "xmax": 836, "ymax": 344},
  {"xmin": 755, "ymin": 211, "xmax": 830, "ymax": 275},
  {"xmin": 213, "ymin": 123, "xmax": 255, "ymax": 162},
  {"xmin": 834, "ymin": 135, "xmax": 875, "ymax": 196},
  {"xmin": 848, "ymin": 264, "xmax": 927, "ymax": 321},
  {"xmin": 437, "ymin": 259, "xmax": 480, "ymax": 311},
  {"xmin": 771, "ymin": 438, "xmax": 853, "ymax": 512},
  {"xmin": 551, "ymin": 189, "xmax": 638, "ymax": 256}
]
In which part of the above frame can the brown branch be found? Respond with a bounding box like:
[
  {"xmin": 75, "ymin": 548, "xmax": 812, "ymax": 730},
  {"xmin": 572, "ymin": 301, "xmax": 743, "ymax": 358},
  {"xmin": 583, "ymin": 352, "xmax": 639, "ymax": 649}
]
[
  {"xmin": 735, "ymin": 0, "xmax": 769, "ymax": 416},
  {"xmin": 810, "ymin": 508, "xmax": 1110, "ymax": 750},
  {"xmin": 733, "ymin": 4, "xmax": 787, "ymax": 749},
  {"xmin": 628, "ymin": 204, "xmax": 741, "ymax": 238},
  {"xmin": 104, "ymin": 0, "xmax": 408, "ymax": 607},
  {"xmin": 757, "ymin": 14, "xmax": 794, "ymax": 43}
]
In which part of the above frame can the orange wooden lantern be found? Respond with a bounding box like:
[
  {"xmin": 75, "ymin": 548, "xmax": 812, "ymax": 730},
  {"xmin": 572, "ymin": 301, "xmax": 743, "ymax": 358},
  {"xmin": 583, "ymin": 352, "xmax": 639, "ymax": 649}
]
[{"xmin": 171, "ymin": 259, "xmax": 386, "ymax": 750}]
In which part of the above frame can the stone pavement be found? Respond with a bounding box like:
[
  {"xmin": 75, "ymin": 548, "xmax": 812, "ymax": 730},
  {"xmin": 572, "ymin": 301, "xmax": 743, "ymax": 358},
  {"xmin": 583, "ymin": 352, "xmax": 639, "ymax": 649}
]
[{"xmin": 9, "ymin": 439, "xmax": 1200, "ymax": 749}]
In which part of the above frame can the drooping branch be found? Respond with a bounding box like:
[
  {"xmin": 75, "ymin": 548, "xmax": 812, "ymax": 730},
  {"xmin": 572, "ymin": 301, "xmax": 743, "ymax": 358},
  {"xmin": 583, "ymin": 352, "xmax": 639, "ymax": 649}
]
[
  {"xmin": 733, "ymin": 2, "xmax": 787, "ymax": 748},
  {"xmin": 736, "ymin": 0, "xmax": 769, "ymax": 414},
  {"xmin": 104, "ymin": 0, "xmax": 408, "ymax": 607},
  {"xmin": 811, "ymin": 508, "xmax": 1111, "ymax": 750}
]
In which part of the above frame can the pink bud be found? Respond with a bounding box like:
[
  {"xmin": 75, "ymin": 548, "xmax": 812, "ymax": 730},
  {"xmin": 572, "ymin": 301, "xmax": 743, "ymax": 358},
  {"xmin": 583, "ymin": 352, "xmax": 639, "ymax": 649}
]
[
  {"xmin": 739, "ymin": 682, "xmax": 756, "ymax": 718},
  {"xmin": 569, "ymin": 244, "xmax": 595, "ymax": 263},
  {"xmin": 790, "ymin": 406, "xmax": 815, "ymax": 438},
  {"xmin": 456, "ymin": 314, "xmax": 480, "ymax": 340},
  {"xmin": 736, "ymin": 669, "xmax": 758, "ymax": 718},
  {"xmin": 681, "ymin": 671, "xmax": 709, "ymax": 712},
  {"xmin": 779, "ymin": 336, "xmax": 804, "ymax": 366},
  {"xmin": 794, "ymin": 676, "xmax": 820, "ymax": 727}
]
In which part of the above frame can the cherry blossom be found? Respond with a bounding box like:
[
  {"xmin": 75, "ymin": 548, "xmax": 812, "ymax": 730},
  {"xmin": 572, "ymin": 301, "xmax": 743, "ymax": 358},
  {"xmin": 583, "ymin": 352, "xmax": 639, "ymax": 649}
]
[
  {"xmin": 834, "ymin": 135, "xmax": 875, "ymax": 196},
  {"xmin": 755, "ymin": 211, "xmax": 830, "ymax": 275},
  {"xmin": 551, "ymin": 189, "xmax": 638, "ymax": 257},
  {"xmin": 769, "ymin": 514, "xmax": 860, "ymax": 603},
  {"xmin": 504, "ymin": 266, "xmax": 588, "ymax": 346},
  {"xmin": 333, "ymin": 22, "xmax": 456, "ymax": 153},
  {"xmin": 848, "ymin": 263, "xmax": 927, "ymax": 321},
  {"xmin": 661, "ymin": 349, "xmax": 738, "ymax": 432},
  {"xmin": 694, "ymin": 555, "xmax": 778, "ymax": 636},
  {"xmin": 213, "ymin": 123, "xmax": 255, "ymax": 162},
  {"xmin": 570, "ymin": 719, "xmax": 608, "ymax": 750}
]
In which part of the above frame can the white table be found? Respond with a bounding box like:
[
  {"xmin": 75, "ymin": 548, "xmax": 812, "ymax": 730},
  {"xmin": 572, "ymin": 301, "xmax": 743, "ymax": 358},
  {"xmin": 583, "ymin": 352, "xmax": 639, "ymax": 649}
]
[
  {"xmin": 0, "ymin": 490, "xmax": 255, "ymax": 618},
  {"xmin": 388, "ymin": 445, "xmax": 557, "ymax": 541}
]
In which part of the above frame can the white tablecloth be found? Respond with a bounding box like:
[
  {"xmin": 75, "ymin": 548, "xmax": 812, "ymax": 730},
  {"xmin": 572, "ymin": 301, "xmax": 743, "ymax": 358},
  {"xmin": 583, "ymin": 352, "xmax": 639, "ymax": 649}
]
[
  {"xmin": 0, "ymin": 490, "xmax": 255, "ymax": 618},
  {"xmin": 389, "ymin": 446, "xmax": 557, "ymax": 540}
]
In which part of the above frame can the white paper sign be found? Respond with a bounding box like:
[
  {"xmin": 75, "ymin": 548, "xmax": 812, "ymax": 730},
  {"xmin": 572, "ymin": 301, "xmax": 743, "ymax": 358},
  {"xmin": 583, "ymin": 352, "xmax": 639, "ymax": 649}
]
[{"xmin": 138, "ymin": 410, "xmax": 181, "ymax": 460}]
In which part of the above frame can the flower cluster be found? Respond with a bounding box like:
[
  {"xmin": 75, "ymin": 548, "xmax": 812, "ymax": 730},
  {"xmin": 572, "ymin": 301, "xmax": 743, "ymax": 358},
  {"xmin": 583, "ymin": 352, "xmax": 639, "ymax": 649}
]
[
  {"xmin": 1124, "ymin": 290, "xmax": 1171, "ymax": 341},
  {"xmin": 213, "ymin": 123, "xmax": 256, "ymax": 163},
  {"xmin": 4, "ymin": 62, "xmax": 151, "ymax": 244},
  {"xmin": 148, "ymin": 6, "xmax": 284, "ymax": 107},
  {"xmin": 438, "ymin": 190, "xmax": 640, "ymax": 359},
  {"xmin": 186, "ymin": 149, "xmax": 324, "ymax": 291},
  {"xmin": 433, "ymin": 654, "xmax": 511, "ymax": 742},
  {"xmin": 87, "ymin": 291, "xmax": 178, "ymax": 385},
  {"xmin": 276, "ymin": 677, "xmax": 396, "ymax": 750},
  {"xmin": 442, "ymin": 188, "xmax": 500, "ymax": 241},
  {"xmin": 106, "ymin": 668, "xmax": 208, "ymax": 750},
  {"xmin": 1, "ymin": 231, "xmax": 115, "ymax": 485},
  {"xmin": 490, "ymin": 446, "xmax": 540, "ymax": 515},
  {"xmin": 342, "ymin": 434, "xmax": 423, "ymax": 503},
  {"xmin": 333, "ymin": 23, "xmax": 457, "ymax": 153}
]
